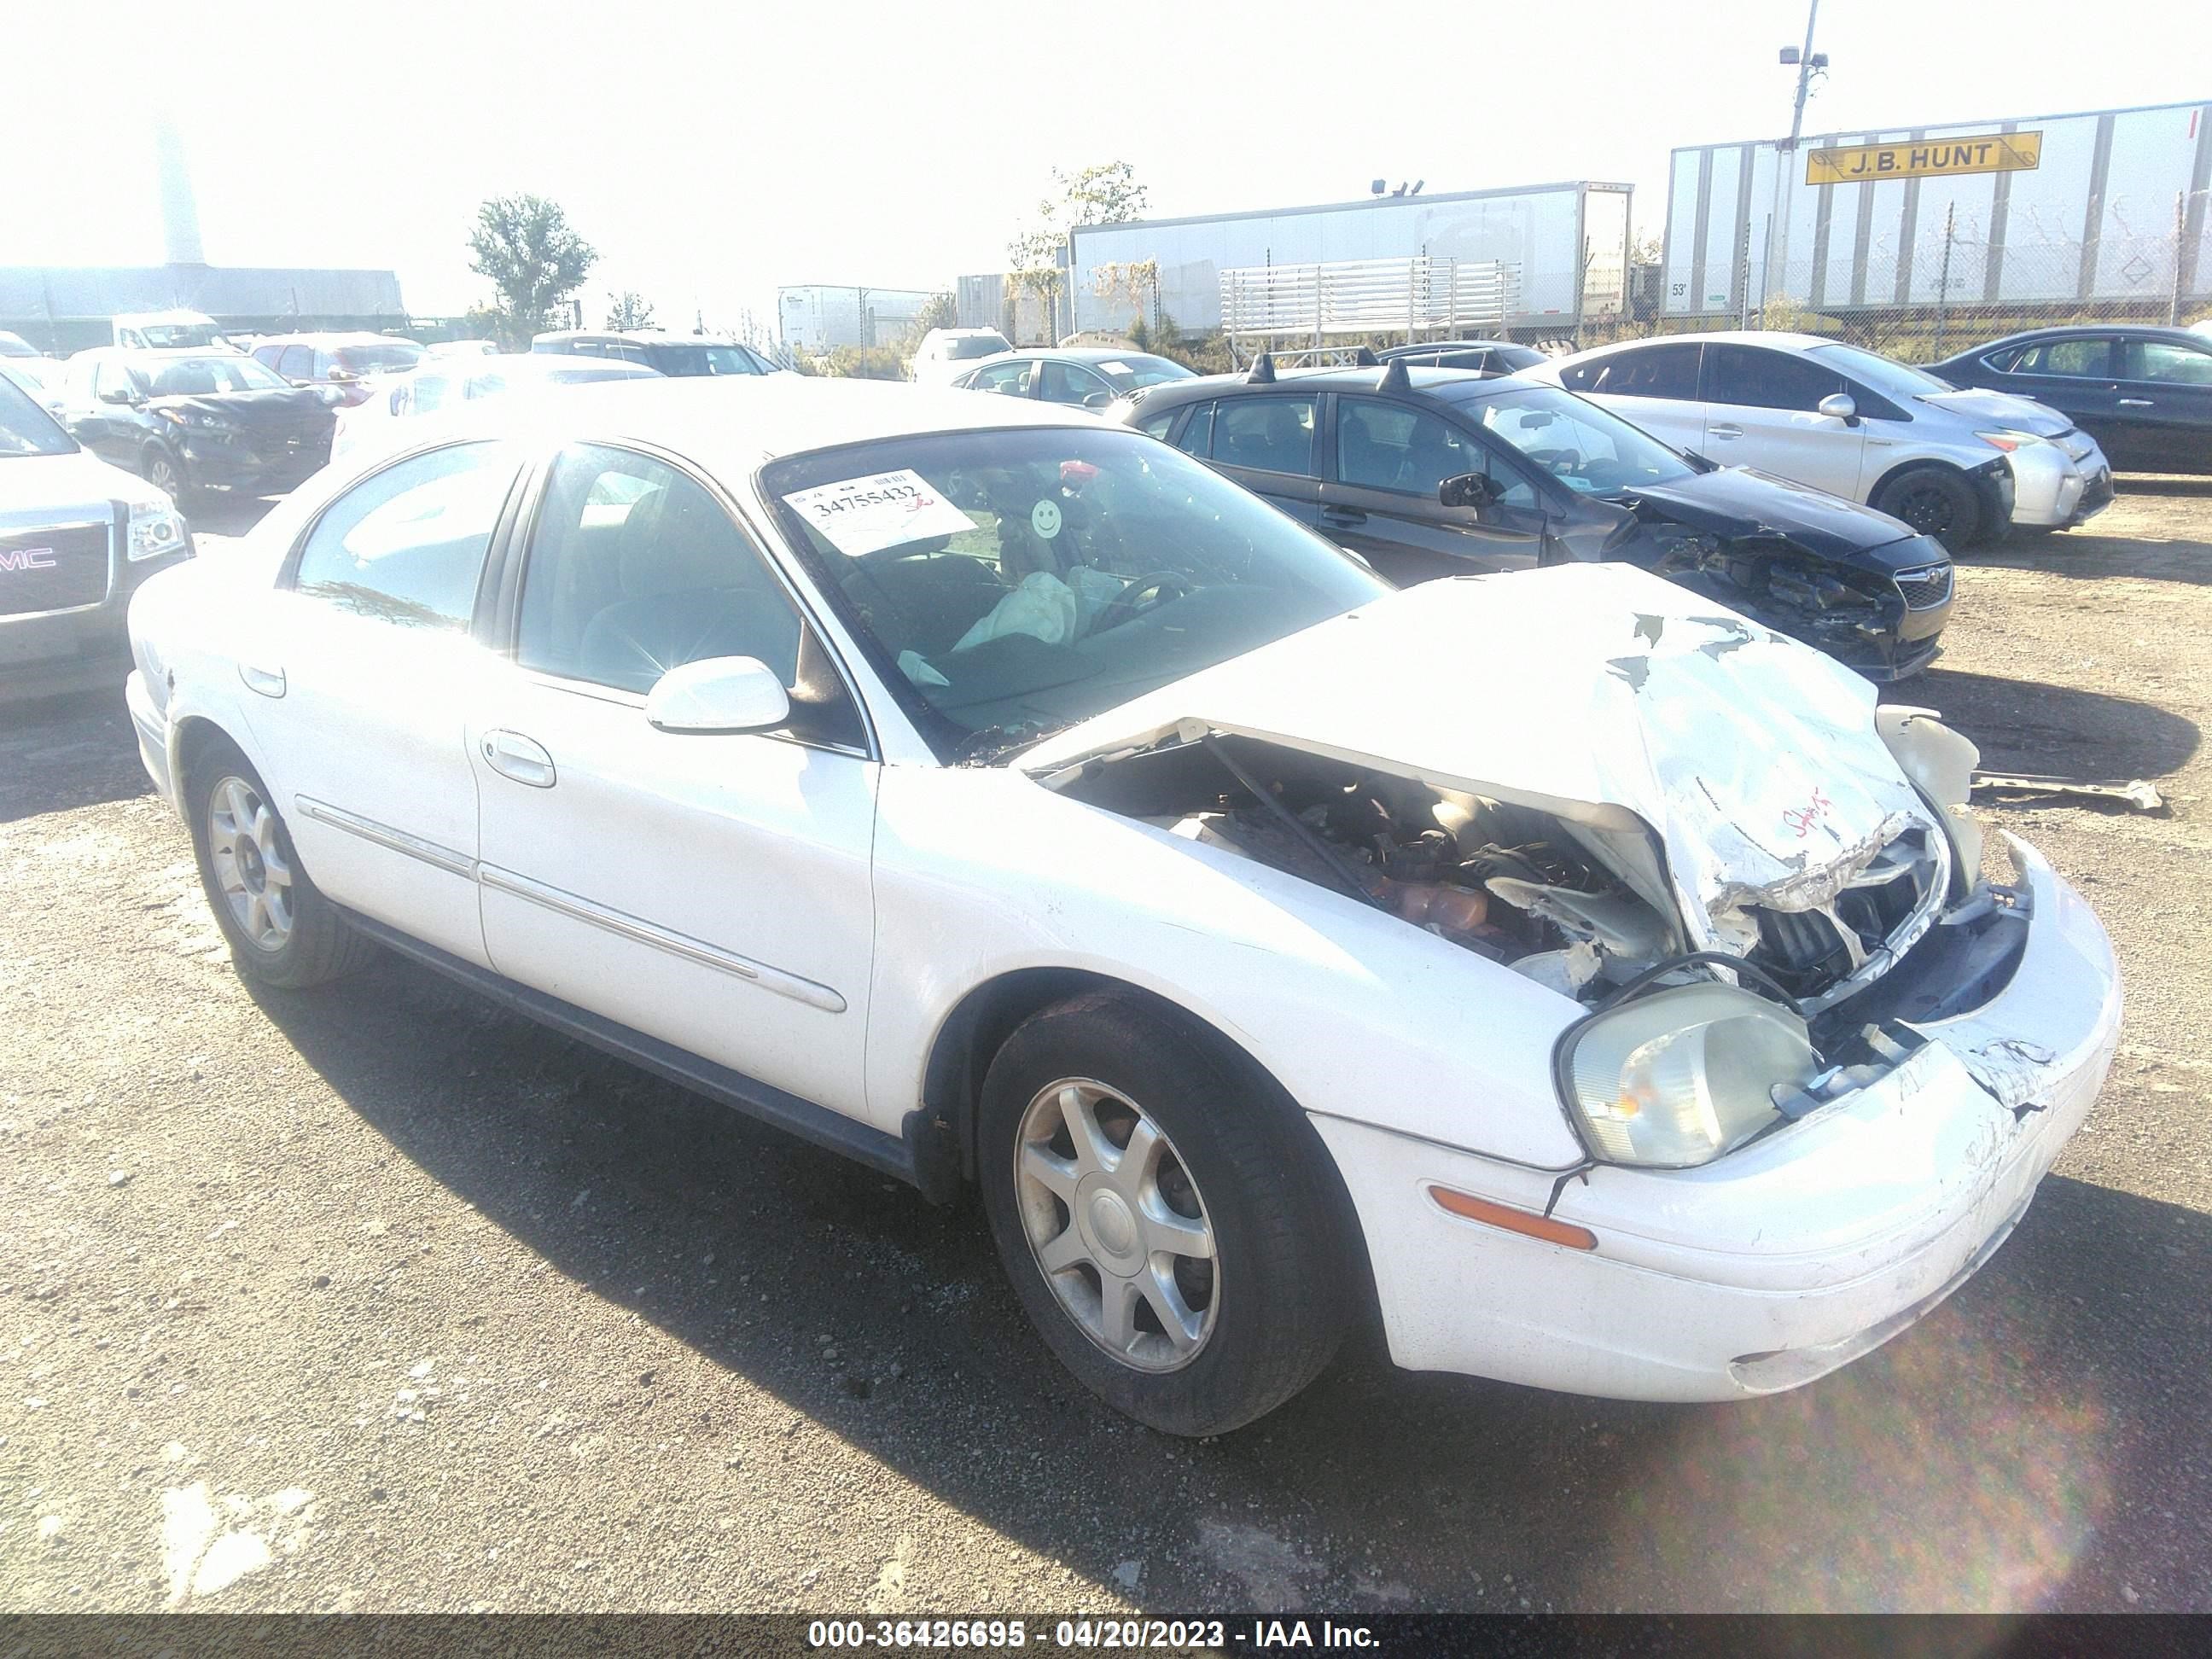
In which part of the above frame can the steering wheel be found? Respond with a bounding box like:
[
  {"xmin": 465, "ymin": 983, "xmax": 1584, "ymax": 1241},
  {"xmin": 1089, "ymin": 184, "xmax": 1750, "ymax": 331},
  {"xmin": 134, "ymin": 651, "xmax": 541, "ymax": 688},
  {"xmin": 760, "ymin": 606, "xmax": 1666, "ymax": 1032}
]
[{"xmin": 1093, "ymin": 570, "xmax": 1191, "ymax": 634}]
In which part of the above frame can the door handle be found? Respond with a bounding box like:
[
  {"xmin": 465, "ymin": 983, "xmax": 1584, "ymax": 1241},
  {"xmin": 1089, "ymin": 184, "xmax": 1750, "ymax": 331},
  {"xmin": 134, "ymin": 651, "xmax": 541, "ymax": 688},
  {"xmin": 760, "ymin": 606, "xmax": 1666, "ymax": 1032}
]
[
  {"xmin": 1707, "ymin": 425, "xmax": 1744, "ymax": 439},
  {"xmin": 1319, "ymin": 507, "xmax": 1366, "ymax": 527},
  {"xmin": 481, "ymin": 729, "xmax": 557, "ymax": 789},
  {"xmin": 2117, "ymin": 398, "xmax": 2154, "ymax": 408},
  {"xmin": 238, "ymin": 661, "xmax": 286, "ymax": 698}
]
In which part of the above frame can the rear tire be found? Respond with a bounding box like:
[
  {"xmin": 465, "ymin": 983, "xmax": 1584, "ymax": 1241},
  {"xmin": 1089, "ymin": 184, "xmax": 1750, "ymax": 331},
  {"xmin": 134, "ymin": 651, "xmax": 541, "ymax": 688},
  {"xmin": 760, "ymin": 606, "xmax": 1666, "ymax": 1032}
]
[
  {"xmin": 1871, "ymin": 464, "xmax": 1985, "ymax": 550},
  {"xmin": 186, "ymin": 738, "xmax": 373, "ymax": 990},
  {"xmin": 977, "ymin": 991, "xmax": 1355, "ymax": 1436}
]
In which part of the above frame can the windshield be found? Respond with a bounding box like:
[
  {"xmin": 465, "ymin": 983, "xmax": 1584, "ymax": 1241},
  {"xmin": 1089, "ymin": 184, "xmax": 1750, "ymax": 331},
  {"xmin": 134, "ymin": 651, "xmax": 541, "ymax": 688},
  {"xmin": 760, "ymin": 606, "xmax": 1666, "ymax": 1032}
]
[
  {"xmin": 645, "ymin": 345, "xmax": 763, "ymax": 376},
  {"xmin": 334, "ymin": 341, "xmax": 426, "ymax": 375},
  {"xmin": 1807, "ymin": 342, "xmax": 1954, "ymax": 399},
  {"xmin": 946, "ymin": 335, "xmax": 1011, "ymax": 361},
  {"xmin": 763, "ymin": 427, "xmax": 1388, "ymax": 760},
  {"xmin": 0, "ymin": 375, "xmax": 74, "ymax": 457},
  {"xmin": 133, "ymin": 322, "xmax": 223, "ymax": 348},
  {"xmin": 1094, "ymin": 355, "xmax": 1196, "ymax": 393},
  {"xmin": 1469, "ymin": 383, "xmax": 1694, "ymax": 494},
  {"xmin": 135, "ymin": 355, "xmax": 290, "ymax": 396}
]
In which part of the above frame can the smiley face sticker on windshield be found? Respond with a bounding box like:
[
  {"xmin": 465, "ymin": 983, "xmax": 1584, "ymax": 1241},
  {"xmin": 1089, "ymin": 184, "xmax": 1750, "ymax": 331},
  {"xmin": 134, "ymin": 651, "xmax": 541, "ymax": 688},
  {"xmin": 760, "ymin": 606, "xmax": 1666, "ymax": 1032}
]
[{"xmin": 1030, "ymin": 498, "xmax": 1063, "ymax": 540}]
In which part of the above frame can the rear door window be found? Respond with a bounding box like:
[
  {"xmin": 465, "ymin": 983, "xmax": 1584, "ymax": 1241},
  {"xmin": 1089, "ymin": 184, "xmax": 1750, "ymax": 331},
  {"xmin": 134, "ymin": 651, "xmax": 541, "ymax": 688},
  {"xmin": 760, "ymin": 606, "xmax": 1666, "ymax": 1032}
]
[
  {"xmin": 1566, "ymin": 343, "xmax": 1701, "ymax": 399},
  {"xmin": 292, "ymin": 443, "xmax": 517, "ymax": 629},
  {"xmin": 1214, "ymin": 395, "xmax": 1318, "ymax": 476},
  {"xmin": 1703, "ymin": 345, "xmax": 1847, "ymax": 411},
  {"xmin": 1173, "ymin": 403, "xmax": 1214, "ymax": 457},
  {"xmin": 969, "ymin": 360, "xmax": 1033, "ymax": 397},
  {"xmin": 2013, "ymin": 338, "xmax": 2115, "ymax": 378}
]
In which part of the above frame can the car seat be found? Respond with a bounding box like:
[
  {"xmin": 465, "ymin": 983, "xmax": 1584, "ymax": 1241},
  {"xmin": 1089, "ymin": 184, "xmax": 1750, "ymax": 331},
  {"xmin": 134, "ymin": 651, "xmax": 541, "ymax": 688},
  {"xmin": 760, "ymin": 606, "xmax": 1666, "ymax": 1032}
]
[{"xmin": 575, "ymin": 481, "xmax": 800, "ymax": 696}]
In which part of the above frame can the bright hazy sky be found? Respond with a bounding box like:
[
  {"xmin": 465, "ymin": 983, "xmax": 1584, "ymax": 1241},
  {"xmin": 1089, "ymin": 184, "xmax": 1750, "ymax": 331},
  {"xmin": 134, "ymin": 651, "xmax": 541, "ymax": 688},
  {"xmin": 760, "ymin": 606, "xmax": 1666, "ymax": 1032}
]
[{"xmin": 5, "ymin": 0, "xmax": 2199, "ymax": 331}]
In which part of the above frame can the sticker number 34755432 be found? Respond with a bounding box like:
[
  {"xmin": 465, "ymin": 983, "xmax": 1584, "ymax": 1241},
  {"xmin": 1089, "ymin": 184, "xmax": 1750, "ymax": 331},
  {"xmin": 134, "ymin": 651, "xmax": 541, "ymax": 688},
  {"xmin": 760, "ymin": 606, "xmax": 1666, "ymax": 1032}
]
[{"xmin": 780, "ymin": 469, "xmax": 978, "ymax": 557}]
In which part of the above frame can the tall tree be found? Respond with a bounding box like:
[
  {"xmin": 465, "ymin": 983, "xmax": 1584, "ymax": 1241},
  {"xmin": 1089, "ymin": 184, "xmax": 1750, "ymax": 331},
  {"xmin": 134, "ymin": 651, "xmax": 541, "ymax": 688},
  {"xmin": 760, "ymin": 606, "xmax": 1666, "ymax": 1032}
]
[
  {"xmin": 911, "ymin": 291, "xmax": 958, "ymax": 335},
  {"xmin": 466, "ymin": 195, "xmax": 598, "ymax": 346},
  {"xmin": 604, "ymin": 289, "xmax": 657, "ymax": 331},
  {"xmin": 1007, "ymin": 163, "xmax": 1150, "ymax": 335}
]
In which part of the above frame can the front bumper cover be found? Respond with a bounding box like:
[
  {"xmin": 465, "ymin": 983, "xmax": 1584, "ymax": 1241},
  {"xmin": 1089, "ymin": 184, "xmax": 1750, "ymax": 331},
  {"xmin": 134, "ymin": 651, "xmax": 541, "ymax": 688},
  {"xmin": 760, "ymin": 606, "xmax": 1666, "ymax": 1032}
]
[{"xmin": 1318, "ymin": 834, "xmax": 2119, "ymax": 1402}]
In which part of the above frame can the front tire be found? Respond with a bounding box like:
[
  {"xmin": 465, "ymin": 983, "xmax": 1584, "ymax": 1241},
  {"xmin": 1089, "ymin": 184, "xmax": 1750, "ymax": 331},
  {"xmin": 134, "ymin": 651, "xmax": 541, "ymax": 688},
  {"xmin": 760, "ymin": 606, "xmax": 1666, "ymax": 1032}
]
[
  {"xmin": 186, "ymin": 740, "xmax": 372, "ymax": 989},
  {"xmin": 978, "ymin": 992, "xmax": 1356, "ymax": 1436},
  {"xmin": 142, "ymin": 445, "xmax": 195, "ymax": 510},
  {"xmin": 1871, "ymin": 464, "xmax": 1986, "ymax": 550}
]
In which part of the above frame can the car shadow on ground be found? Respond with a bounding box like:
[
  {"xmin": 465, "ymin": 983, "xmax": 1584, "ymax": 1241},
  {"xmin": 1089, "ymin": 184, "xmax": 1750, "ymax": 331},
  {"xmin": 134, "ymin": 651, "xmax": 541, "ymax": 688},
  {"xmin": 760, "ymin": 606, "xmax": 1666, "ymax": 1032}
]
[
  {"xmin": 1882, "ymin": 668, "xmax": 2199, "ymax": 784},
  {"xmin": 1957, "ymin": 477, "xmax": 2212, "ymax": 585},
  {"xmin": 0, "ymin": 686, "xmax": 148, "ymax": 822},
  {"xmin": 182, "ymin": 492, "xmax": 279, "ymax": 539},
  {"xmin": 250, "ymin": 956, "xmax": 2212, "ymax": 1611}
]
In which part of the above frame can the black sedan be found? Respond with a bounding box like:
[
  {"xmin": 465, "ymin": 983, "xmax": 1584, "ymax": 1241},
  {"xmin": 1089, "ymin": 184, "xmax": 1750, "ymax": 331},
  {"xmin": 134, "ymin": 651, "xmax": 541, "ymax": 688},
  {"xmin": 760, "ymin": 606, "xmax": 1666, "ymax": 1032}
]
[
  {"xmin": 1118, "ymin": 358, "xmax": 1953, "ymax": 680},
  {"xmin": 52, "ymin": 349, "xmax": 338, "ymax": 504},
  {"xmin": 1931, "ymin": 324, "xmax": 2212, "ymax": 474}
]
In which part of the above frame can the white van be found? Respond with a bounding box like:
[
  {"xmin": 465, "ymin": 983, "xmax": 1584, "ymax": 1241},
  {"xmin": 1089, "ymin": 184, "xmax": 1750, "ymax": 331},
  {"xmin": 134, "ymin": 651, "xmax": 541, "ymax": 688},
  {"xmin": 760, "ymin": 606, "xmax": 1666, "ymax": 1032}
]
[
  {"xmin": 910, "ymin": 327, "xmax": 1012, "ymax": 386},
  {"xmin": 111, "ymin": 310, "xmax": 234, "ymax": 351}
]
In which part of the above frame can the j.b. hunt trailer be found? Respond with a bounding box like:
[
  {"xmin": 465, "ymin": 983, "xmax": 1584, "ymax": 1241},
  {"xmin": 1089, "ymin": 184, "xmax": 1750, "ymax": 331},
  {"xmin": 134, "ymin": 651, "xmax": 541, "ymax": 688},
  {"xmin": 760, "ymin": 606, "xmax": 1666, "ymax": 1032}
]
[{"xmin": 1662, "ymin": 97, "xmax": 2212, "ymax": 320}]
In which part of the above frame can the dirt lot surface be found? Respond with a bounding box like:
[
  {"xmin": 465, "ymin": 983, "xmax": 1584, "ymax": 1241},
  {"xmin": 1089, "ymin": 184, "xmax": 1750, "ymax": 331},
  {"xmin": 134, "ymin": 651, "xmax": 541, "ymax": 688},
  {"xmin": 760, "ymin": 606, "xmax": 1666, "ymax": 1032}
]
[{"xmin": 3, "ymin": 484, "xmax": 2209, "ymax": 1615}]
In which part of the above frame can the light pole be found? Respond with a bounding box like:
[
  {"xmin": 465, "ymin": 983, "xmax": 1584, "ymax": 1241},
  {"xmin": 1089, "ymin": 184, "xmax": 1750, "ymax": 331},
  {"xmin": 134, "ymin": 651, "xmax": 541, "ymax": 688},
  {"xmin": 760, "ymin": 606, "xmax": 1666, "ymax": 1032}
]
[{"xmin": 1761, "ymin": 0, "xmax": 1825, "ymax": 323}]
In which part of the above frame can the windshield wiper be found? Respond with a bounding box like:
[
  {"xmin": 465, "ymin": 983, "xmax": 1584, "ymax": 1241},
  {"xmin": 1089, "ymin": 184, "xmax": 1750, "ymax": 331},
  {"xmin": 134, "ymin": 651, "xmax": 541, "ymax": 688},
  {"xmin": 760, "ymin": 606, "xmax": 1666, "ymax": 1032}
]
[{"xmin": 953, "ymin": 719, "xmax": 1070, "ymax": 766}]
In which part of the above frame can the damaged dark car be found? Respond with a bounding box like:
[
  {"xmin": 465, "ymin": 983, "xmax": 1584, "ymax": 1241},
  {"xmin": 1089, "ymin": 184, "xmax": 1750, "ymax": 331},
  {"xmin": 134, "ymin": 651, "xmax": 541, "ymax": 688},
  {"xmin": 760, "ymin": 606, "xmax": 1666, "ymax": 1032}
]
[{"xmin": 1117, "ymin": 360, "xmax": 1953, "ymax": 680}]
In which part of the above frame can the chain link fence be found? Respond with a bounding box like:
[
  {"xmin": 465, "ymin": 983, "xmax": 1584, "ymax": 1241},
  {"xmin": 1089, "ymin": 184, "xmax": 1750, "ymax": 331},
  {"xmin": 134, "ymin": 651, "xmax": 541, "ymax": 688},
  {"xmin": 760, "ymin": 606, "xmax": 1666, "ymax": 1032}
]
[{"xmin": 1588, "ymin": 201, "xmax": 2210, "ymax": 362}]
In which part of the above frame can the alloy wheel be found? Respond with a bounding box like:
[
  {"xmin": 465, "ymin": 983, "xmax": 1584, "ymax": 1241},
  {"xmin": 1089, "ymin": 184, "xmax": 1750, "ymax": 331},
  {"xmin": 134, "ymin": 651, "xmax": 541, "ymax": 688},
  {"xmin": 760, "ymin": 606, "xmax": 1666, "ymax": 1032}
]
[
  {"xmin": 1012, "ymin": 1078, "xmax": 1219, "ymax": 1372},
  {"xmin": 1895, "ymin": 483, "xmax": 1956, "ymax": 537},
  {"xmin": 206, "ymin": 774, "xmax": 295, "ymax": 951},
  {"xmin": 148, "ymin": 453, "xmax": 183, "ymax": 501}
]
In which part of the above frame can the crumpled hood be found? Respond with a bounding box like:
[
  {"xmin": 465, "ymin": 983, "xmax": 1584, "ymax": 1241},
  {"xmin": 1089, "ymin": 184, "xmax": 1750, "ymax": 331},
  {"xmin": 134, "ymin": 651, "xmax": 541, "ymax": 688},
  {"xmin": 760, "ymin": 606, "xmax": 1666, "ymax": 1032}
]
[
  {"xmin": 1615, "ymin": 465, "xmax": 1923, "ymax": 564},
  {"xmin": 1023, "ymin": 565, "xmax": 1934, "ymax": 938},
  {"xmin": 1916, "ymin": 387, "xmax": 2074, "ymax": 436},
  {"xmin": 148, "ymin": 387, "xmax": 335, "ymax": 433}
]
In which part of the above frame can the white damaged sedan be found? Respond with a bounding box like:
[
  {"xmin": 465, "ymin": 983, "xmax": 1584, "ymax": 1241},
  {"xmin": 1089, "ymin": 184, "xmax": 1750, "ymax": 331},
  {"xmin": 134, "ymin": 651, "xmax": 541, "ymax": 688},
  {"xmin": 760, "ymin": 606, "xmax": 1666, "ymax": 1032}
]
[{"xmin": 124, "ymin": 377, "xmax": 2122, "ymax": 1435}]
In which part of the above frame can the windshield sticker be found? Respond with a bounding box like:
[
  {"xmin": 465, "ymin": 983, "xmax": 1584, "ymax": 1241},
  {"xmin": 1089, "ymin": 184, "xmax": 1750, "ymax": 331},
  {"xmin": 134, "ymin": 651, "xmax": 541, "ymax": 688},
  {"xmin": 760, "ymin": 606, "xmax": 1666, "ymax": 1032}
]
[
  {"xmin": 1098, "ymin": 361, "xmax": 1131, "ymax": 375},
  {"xmin": 781, "ymin": 469, "xmax": 975, "ymax": 556},
  {"xmin": 1029, "ymin": 498, "xmax": 1063, "ymax": 539}
]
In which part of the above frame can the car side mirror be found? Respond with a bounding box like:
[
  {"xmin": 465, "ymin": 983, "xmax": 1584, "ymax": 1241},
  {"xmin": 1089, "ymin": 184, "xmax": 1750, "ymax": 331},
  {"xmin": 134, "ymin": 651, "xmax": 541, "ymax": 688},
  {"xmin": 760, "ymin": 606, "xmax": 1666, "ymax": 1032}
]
[
  {"xmin": 288, "ymin": 378, "xmax": 314, "ymax": 389},
  {"xmin": 1082, "ymin": 390, "xmax": 1114, "ymax": 410},
  {"xmin": 1439, "ymin": 471, "xmax": 1500, "ymax": 512},
  {"xmin": 325, "ymin": 368, "xmax": 358, "ymax": 384},
  {"xmin": 99, "ymin": 387, "xmax": 140, "ymax": 406},
  {"xmin": 644, "ymin": 655, "xmax": 791, "ymax": 735},
  {"xmin": 1818, "ymin": 392, "xmax": 1859, "ymax": 425}
]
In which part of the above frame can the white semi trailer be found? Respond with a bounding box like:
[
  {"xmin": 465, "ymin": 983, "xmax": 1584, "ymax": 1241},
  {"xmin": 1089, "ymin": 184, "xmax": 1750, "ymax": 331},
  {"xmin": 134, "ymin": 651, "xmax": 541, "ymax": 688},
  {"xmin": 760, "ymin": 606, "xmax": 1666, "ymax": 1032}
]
[
  {"xmin": 1662, "ymin": 97, "xmax": 2212, "ymax": 319},
  {"xmin": 1067, "ymin": 181, "xmax": 1633, "ymax": 341}
]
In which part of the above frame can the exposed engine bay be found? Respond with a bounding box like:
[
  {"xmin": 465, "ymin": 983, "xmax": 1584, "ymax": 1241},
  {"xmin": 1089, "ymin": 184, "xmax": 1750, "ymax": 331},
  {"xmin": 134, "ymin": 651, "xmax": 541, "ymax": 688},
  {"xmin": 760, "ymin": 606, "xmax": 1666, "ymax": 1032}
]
[{"xmin": 1057, "ymin": 728, "xmax": 1972, "ymax": 1023}]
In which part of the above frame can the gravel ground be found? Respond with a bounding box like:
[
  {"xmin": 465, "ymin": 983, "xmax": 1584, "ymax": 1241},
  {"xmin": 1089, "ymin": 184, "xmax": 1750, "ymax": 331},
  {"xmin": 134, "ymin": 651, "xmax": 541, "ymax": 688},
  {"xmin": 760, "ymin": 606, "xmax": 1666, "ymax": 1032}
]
[{"xmin": 3, "ymin": 483, "xmax": 2209, "ymax": 1615}]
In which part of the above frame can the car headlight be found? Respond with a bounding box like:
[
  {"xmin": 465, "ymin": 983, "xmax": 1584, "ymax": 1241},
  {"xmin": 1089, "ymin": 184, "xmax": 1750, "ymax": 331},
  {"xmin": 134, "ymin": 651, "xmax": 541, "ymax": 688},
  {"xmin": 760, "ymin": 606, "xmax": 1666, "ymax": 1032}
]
[
  {"xmin": 126, "ymin": 499, "xmax": 190, "ymax": 562},
  {"xmin": 1557, "ymin": 983, "xmax": 1819, "ymax": 1167},
  {"xmin": 155, "ymin": 408, "xmax": 234, "ymax": 432},
  {"xmin": 1976, "ymin": 429, "xmax": 2045, "ymax": 453}
]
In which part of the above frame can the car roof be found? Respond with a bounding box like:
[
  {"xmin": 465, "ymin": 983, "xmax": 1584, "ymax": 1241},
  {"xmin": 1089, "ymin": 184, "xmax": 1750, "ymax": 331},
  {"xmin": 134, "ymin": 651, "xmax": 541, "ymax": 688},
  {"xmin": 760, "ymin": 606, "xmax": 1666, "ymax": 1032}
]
[
  {"xmin": 1569, "ymin": 330, "xmax": 1842, "ymax": 359},
  {"xmin": 1959, "ymin": 323, "xmax": 2212, "ymax": 349},
  {"xmin": 365, "ymin": 372, "xmax": 1106, "ymax": 466},
  {"xmin": 1137, "ymin": 364, "xmax": 1541, "ymax": 403},
  {"xmin": 989, "ymin": 346, "xmax": 1169, "ymax": 362},
  {"xmin": 535, "ymin": 330, "xmax": 751, "ymax": 348},
  {"xmin": 256, "ymin": 331, "xmax": 422, "ymax": 347},
  {"xmin": 418, "ymin": 352, "xmax": 661, "ymax": 378}
]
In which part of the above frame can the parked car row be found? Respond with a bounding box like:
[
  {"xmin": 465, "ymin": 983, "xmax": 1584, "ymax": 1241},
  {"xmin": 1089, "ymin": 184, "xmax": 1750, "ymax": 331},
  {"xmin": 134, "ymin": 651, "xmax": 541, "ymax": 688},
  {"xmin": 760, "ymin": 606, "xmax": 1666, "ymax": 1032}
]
[
  {"xmin": 1113, "ymin": 358, "xmax": 1954, "ymax": 680},
  {"xmin": 113, "ymin": 374, "xmax": 2122, "ymax": 1436}
]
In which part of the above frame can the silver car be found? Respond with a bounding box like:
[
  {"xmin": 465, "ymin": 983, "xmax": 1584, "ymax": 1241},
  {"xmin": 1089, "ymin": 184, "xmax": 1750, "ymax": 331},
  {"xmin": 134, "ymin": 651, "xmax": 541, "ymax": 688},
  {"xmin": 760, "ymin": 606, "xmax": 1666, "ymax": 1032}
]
[{"xmin": 1532, "ymin": 331, "xmax": 2112, "ymax": 545}]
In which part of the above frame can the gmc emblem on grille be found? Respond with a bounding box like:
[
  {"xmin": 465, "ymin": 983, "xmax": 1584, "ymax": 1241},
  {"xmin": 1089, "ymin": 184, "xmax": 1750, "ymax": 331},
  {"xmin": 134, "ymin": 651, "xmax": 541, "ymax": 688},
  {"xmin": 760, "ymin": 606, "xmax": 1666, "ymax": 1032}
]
[{"xmin": 0, "ymin": 546, "xmax": 59, "ymax": 572}]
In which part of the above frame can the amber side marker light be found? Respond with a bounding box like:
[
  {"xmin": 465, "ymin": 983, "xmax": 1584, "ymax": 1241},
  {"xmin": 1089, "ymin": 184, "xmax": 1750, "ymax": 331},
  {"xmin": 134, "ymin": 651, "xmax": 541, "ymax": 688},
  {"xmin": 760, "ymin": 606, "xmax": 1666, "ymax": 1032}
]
[{"xmin": 1429, "ymin": 1186, "xmax": 1598, "ymax": 1251}]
